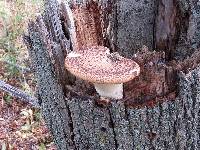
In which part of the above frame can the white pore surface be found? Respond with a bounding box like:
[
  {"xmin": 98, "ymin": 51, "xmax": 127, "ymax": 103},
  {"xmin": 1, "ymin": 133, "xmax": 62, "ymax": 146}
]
[
  {"xmin": 67, "ymin": 52, "xmax": 81, "ymax": 57},
  {"xmin": 94, "ymin": 83, "xmax": 123, "ymax": 99}
]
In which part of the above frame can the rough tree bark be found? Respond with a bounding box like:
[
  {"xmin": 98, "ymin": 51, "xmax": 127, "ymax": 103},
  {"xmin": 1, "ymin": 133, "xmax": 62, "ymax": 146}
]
[{"xmin": 23, "ymin": 0, "xmax": 200, "ymax": 150}]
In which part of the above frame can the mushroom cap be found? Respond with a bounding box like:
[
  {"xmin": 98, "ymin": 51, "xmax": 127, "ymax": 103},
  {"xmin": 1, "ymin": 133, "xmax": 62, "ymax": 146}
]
[{"xmin": 65, "ymin": 46, "xmax": 140, "ymax": 84}]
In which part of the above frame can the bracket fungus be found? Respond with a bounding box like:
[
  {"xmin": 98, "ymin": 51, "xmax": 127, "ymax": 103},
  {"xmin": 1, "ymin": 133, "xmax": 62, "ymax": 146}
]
[{"xmin": 65, "ymin": 46, "xmax": 140, "ymax": 99}]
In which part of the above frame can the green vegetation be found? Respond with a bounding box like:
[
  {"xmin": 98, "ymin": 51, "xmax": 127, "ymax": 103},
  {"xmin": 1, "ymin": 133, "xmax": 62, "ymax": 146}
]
[
  {"xmin": 0, "ymin": 1, "xmax": 55, "ymax": 149},
  {"xmin": 0, "ymin": 0, "xmax": 43, "ymax": 78}
]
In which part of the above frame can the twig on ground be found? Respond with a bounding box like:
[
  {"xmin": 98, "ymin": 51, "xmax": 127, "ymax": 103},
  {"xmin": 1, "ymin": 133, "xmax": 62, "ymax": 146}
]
[{"xmin": 0, "ymin": 80, "xmax": 40, "ymax": 108}]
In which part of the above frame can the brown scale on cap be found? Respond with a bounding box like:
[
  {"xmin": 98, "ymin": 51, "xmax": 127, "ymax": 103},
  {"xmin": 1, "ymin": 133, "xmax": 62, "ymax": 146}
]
[{"xmin": 65, "ymin": 46, "xmax": 140, "ymax": 84}]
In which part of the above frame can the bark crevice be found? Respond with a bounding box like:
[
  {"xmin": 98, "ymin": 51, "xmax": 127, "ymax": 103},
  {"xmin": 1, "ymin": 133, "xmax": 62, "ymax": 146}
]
[
  {"xmin": 65, "ymin": 102, "xmax": 77, "ymax": 150},
  {"xmin": 108, "ymin": 108, "xmax": 119, "ymax": 149}
]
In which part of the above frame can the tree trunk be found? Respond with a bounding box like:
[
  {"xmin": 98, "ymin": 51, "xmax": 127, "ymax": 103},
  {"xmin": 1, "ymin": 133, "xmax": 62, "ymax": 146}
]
[{"xmin": 24, "ymin": 0, "xmax": 200, "ymax": 149}]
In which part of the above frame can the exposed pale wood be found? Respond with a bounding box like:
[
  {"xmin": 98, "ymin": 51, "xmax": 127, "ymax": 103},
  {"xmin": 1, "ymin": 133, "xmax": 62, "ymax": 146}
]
[
  {"xmin": 60, "ymin": 2, "xmax": 78, "ymax": 51},
  {"xmin": 72, "ymin": 2, "xmax": 104, "ymax": 50},
  {"xmin": 43, "ymin": 0, "xmax": 74, "ymax": 88}
]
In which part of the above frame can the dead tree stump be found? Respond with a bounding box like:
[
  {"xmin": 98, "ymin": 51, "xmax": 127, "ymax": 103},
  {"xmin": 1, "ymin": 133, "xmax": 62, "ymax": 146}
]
[{"xmin": 24, "ymin": 0, "xmax": 200, "ymax": 149}]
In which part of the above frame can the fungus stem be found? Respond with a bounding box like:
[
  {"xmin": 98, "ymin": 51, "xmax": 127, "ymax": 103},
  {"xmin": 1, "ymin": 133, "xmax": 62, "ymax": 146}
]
[{"xmin": 94, "ymin": 83, "xmax": 123, "ymax": 99}]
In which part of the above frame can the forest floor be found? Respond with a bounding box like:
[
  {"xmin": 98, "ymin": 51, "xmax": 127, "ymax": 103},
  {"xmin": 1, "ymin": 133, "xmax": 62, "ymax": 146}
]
[
  {"xmin": 0, "ymin": 1, "xmax": 56, "ymax": 149},
  {"xmin": 0, "ymin": 62, "xmax": 56, "ymax": 150}
]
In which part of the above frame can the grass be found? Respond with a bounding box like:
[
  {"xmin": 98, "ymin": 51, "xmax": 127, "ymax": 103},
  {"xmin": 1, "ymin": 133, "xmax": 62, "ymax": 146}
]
[
  {"xmin": 0, "ymin": 0, "xmax": 43, "ymax": 78},
  {"xmin": 0, "ymin": 0, "xmax": 56, "ymax": 149},
  {"xmin": 0, "ymin": 0, "xmax": 43, "ymax": 94}
]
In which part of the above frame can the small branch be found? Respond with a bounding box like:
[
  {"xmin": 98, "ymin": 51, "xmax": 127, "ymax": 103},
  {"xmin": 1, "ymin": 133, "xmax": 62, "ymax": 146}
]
[{"xmin": 0, "ymin": 80, "xmax": 40, "ymax": 108}]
